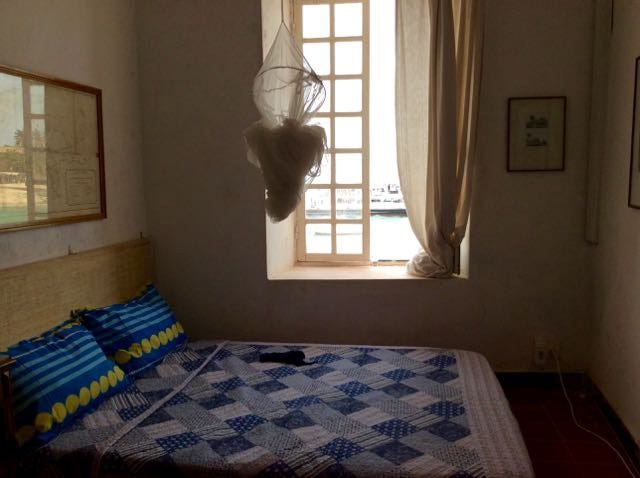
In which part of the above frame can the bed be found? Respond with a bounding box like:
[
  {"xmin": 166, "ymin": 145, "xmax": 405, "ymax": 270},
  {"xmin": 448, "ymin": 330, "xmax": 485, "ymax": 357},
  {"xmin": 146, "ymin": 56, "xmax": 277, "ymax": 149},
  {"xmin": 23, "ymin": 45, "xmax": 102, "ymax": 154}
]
[{"xmin": 1, "ymin": 240, "xmax": 534, "ymax": 477}]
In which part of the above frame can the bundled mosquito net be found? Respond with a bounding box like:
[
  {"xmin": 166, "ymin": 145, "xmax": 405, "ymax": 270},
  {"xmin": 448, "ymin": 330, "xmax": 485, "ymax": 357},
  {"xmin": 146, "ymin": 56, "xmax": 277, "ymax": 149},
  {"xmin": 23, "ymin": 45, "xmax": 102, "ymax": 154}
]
[{"xmin": 244, "ymin": 23, "xmax": 327, "ymax": 222}]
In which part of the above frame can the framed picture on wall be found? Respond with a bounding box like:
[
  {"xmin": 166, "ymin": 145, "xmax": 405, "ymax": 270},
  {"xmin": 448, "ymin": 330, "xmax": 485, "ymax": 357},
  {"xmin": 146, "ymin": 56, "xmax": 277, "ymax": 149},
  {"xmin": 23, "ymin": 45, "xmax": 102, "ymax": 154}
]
[
  {"xmin": 507, "ymin": 96, "xmax": 566, "ymax": 172},
  {"xmin": 0, "ymin": 64, "xmax": 106, "ymax": 232},
  {"xmin": 628, "ymin": 57, "xmax": 640, "ymax": 208}
]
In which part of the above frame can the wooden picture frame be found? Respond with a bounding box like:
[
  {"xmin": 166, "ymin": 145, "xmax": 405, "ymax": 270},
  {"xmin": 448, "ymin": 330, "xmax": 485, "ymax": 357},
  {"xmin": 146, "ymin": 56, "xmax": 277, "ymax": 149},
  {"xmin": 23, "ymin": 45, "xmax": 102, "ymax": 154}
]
[
  {"xmin": 628, "ymin": 57, "xmax": 640, "ymax": 209},
  {"xmin": 507, "ymin": 96, "xmax": 566, "ymax": 172},
  {"xmin": 0, "ymin": 64, "xmax": 105, "ymax": 232}
]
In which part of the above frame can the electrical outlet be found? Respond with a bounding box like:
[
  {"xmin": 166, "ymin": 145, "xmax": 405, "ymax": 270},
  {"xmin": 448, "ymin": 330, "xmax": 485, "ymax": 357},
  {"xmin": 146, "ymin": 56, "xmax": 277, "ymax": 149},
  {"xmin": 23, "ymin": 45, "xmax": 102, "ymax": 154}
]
[
  {"xmin": 549, "ymin": 342, "xmax": 560, "ymax": 361},
  {"xmin": 533, "ymin": 338, "xmax": 560, "ymax": 367},
  {"xmin": 534, "ymin": 339, "xmax": 547, "ymax": 366}
]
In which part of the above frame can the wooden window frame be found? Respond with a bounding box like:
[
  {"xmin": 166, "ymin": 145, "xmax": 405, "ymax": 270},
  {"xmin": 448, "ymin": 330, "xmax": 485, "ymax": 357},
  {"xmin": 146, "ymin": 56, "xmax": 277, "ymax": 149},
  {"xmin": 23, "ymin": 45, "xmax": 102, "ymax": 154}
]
[{"xmin": 294, "ymin": 0, "xmax": 371, "ymax": 264}]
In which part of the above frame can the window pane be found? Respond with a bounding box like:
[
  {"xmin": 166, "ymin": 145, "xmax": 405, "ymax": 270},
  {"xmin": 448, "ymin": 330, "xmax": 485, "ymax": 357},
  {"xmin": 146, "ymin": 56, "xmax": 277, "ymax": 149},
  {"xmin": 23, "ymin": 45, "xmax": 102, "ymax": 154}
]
[
  {"xmin": 334, "ymin": 79, "xmax": 362, "ymax": 112},
  {"xmin": 30, "ymin": 84, "xmax": 44, "ymax": 115},
  {"xmin": 370, "ymin": 0, "xmax": 397, "ymax": 186},
  {"xmin": 370, "ymin": 215, "xmax": 421, "ymax": 261},
  {"xmin": 31, "ymin": 151, "xmax": 47, "ymax": 182},
  {"xmin": 336, "ymin": 153, "xmax": 362, "ymax": 184},
  {"xmin": 31, "ymin": 119, "xmax": 46, "ymax": 148},
  {"xmin": 335, "ymin": 117, "xmax": 361, "ymax": 148},
  {"xmin": 336, "ymin": 188, "xmax": 362, "ymax": 219},
  {"xmin": 368, "ymin": 0, "xmax": 417, "ymax": 261},
  {"xmin": 311, "ymin": 154, "xmax": 331, "ymax": 184},
  {"xmin": 336, "ymin": 224, "xmax": 362, "ymax": 254},
  {"xmin": 306, "ymin": 223, "xmax": 331, "ymax": 254},
  {"xmin": 303, "ymin": 4, "xmax": 330, "ymax": 38},
  {"xmin": 305, "ymin": 188, "xmax": 330, "ymax": 219},
  {"xmin": 334, "ymin": 3, "xmax": 363, "ymax": 37},
  {"xmin": 318, "ymin": 81, "xmax": 331, "ymax": 113},
  {"xmin": 31, "ymin": 151, "xmax": 48, "ymax": 216},
  {"xmin": 311, "ymin": 117, "xmax": 331, "ymax": 148},
  {"xmin": 304, "ymin": 42, "xmax": 330, "ymax": 76},
  {"xmin": 335, "ymin": 41, "xmax": 362, "ymax": 74}
]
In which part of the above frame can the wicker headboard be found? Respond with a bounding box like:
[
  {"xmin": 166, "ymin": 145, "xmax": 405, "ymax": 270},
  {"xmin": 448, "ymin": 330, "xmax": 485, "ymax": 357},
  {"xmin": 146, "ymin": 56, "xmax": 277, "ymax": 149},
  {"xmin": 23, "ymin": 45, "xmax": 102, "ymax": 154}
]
[{"xmin": 0, "ymin": 239, "xmax": 152, "ymax": 349}]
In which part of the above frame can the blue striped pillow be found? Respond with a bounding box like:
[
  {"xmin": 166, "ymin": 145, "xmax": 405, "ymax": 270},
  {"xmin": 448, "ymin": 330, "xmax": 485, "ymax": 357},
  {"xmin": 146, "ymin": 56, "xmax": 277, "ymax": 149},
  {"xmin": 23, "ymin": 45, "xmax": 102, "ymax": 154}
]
[
  {"xmin": 5, "ymin": 319, "xmax": 129, "ymax": 446},
  {"xmin": 80, "ymin": 284, "xmax": 187, "ymax": 377}
]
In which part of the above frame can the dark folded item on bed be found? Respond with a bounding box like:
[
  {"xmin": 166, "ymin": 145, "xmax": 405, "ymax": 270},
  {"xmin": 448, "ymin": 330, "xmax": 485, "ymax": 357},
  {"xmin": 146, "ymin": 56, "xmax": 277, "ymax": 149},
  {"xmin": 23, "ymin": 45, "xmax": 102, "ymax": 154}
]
[{"xmin": 259, "ymin": 350, "xmax": 312, "ymax": 366}]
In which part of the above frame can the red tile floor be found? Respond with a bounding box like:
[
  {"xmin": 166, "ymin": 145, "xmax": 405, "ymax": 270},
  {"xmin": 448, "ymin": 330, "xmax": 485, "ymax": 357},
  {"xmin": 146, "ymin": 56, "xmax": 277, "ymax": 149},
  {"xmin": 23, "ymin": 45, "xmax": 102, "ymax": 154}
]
[{"xmin": 502, "ymin": 383, "xmax": 639, "ymax": 477}]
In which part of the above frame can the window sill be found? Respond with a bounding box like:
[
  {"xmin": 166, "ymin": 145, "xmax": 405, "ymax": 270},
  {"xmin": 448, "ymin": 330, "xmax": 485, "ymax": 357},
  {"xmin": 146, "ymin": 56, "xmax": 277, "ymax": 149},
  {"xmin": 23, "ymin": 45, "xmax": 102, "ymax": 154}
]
[{"xmin": 268, "ymin": 264, "xmax": 467, "ymax": 281}]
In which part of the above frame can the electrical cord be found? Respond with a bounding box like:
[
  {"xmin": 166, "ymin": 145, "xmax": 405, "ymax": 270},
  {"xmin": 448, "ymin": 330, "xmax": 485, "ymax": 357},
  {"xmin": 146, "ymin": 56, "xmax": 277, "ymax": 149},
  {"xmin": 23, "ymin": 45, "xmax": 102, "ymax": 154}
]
[{"xmin": 551, "ymin": 350, "xmax": 639, "ymax": 478}]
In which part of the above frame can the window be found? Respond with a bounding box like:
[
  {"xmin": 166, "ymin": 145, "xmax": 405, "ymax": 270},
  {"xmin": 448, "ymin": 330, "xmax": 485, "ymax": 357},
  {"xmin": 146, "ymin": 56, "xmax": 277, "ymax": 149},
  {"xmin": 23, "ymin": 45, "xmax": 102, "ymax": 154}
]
[{"xmin": 295, "ymin": 0, "xmax": 420, "ymax": 264}]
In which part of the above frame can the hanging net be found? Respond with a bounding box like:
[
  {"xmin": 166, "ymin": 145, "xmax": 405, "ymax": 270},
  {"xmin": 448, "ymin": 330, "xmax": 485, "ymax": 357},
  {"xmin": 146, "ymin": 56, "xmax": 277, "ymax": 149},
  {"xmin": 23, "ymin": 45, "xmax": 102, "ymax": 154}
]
[{"xmin": 244, "ymin": 23, "xmax": 327, "ymax": 222}]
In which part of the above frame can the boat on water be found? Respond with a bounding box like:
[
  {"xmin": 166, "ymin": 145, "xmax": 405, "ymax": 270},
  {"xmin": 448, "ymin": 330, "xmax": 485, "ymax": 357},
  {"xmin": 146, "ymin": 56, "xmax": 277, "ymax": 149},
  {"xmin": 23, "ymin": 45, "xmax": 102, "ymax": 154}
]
[
  {"xmin": 370, "ymin": 185, "xmax": 406, "ymax": 216},
  {"xmin": 305, "ymin": 184, "xmax": 408, "ymax": 218},
  {"xmin": 370, "ymin": 197, "xmax": 406, "ymax": 216}
]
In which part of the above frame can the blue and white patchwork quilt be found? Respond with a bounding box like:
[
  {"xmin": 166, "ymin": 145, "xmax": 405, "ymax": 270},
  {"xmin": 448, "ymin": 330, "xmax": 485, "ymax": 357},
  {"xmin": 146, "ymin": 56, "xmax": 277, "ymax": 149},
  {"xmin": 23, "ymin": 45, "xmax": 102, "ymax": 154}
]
[{"xmin": 21, "ymin": 341, "xmax": 533, "ymax": 477}]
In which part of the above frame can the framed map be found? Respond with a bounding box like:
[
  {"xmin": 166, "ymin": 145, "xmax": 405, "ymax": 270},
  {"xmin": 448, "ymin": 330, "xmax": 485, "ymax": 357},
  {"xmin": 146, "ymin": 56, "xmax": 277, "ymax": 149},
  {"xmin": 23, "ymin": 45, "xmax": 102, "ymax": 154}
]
[
  {"xmin": 507, "ymin": 96, "xmax": 566, "ymax": 172},
  {"xmin": 0, "ymin": 64, "xmax": 105, "ymax": 232}
]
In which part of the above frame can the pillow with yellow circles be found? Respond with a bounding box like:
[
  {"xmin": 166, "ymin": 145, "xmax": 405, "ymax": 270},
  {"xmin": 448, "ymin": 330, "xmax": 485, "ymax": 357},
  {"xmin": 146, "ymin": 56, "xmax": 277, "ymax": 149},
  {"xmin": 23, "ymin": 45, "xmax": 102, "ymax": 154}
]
[
  {"xmin": 2, "ymin": 319, "xmax": 129, "ymax": 447},
  {"xmin": 79, "ymin": 284, "xmax": 187, "ymax": 377}
]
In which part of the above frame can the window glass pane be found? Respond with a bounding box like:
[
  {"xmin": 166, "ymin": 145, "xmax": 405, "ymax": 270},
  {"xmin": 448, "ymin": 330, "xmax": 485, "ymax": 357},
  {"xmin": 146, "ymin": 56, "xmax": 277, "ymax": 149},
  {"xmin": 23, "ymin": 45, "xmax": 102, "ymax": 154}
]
[
  {"xmin": 311, "ymin": 154, "xmax": 331, "ymax": 184},
  {"xmin": 336, "ymin": 224, "xmax": 363, "ymax": 254},
  {"xmin": 305, "ymin": 188, "xmax": 331, "ymax": 219},
  {"xmin": 31, "ymin": 151, "xmax": 48, "ymax": 216},
  {"xmin": 368, "ymin": 0, "xmax": 417, "ymax": 261},
  {"xmin": 31, "ymin": 119, "xmax": 46, "ymax": 148},
  {"xmin": 334, "ymin": 3, "xmax": 363, "ymax": 37},
  {"xmin": 306, "ymin": 223, "xmax": 332, "ymax": 254},
  {"xmin": 335, "ymin": 153, "xmax": 362, "ymax": 184},
  {"xmin": 336, "ymin": 188, "xmax": 362, "ymax": 219},
  {"xmin": 370, "ymin": 215, "xmax": 421, "ymax": 261},
  {"xmin": 370, "ymin": 0, "xmax": 397, "ymax": 187},
  {"xmin": 335, "ymin": 41, "xmax": 362, "ymax": 74},
  {"xmin": 318, "ymin": 81, "xmax": 331, "ymax": 113},
  {"xmin": 31, "ymin": 150, "xmax": 47, "ymax": 182},
  {"xmin": 335, "ymin": 79, "xmax": 362, "ymax": 112},
  {"xmin": 335, "ymin": 117, "xmax": 361, "ymax": 148},
  {"xmin": 303, "ymin": 42, "xmax": 330, "ymax": 76},
  {"xmin": 30, "ymin": 84, "xmax": 45, "ymax": 115},
  {"xmin": 311, "ymin": 117, "xmax": 331, "ymax": 148},
  {"xmin": 303, "ymin": 4, "xmax": 330, "ymax": 38}
]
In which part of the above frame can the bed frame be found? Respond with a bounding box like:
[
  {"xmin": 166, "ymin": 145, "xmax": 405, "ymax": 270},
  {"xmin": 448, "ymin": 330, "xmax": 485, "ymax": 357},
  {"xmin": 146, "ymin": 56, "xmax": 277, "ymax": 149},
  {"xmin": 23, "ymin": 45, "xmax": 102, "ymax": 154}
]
[
  {"xmin": 0, "ymin": 238, "xmax": 152, "ymax": 350},
  {"xmin": 0, "ymin": 238, "xmax": 152, "ymax": 476}
]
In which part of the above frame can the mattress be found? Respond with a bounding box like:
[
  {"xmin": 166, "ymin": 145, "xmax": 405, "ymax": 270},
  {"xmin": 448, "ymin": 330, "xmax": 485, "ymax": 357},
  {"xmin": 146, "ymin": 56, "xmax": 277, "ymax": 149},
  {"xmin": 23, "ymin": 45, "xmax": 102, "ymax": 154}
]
[{"xmin": 21, "ymin": 341, "xmax": 534, "ymax": 477}]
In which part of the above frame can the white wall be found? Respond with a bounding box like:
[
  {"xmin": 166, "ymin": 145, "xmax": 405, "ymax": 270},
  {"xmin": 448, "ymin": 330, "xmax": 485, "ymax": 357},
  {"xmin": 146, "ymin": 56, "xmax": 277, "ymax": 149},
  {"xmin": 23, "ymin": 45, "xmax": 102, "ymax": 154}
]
[
  {"xmin": 591, "ymin": 0, "xmax": 640, "ymax": 443},
  {"xmin": 261, "ymin": 0, "xmax": 297, "ymax": 276},
  {"xmin": 0, "ymin": 0, "xmax": 146, "ymax": 269},
  {"xmin": 138, "ymin": 0, "xmax": 594, "ymax": 371}
]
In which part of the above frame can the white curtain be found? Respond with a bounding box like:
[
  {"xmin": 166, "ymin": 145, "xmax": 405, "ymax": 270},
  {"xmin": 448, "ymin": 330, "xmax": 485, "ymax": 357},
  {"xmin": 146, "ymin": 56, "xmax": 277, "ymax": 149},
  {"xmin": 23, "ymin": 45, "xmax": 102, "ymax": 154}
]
[
  {"xmin": 396, "ymin": 0, "xmax": 485, "ymax": 277},
  {"xmin": 584, "ymin": 1, "xmax": 611, "ymax": 244}
]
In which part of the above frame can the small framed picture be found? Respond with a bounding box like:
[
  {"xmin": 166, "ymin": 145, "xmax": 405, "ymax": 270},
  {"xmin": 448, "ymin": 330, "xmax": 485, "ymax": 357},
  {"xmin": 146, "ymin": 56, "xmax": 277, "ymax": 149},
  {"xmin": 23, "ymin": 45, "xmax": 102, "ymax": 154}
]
[
  {"xmin": 628, "ymin": 57, "xmax": 640, "ymax": 208},
  {"xmin": 507, "ymin": 96, "xmax": 566, "ymax": 172}
]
